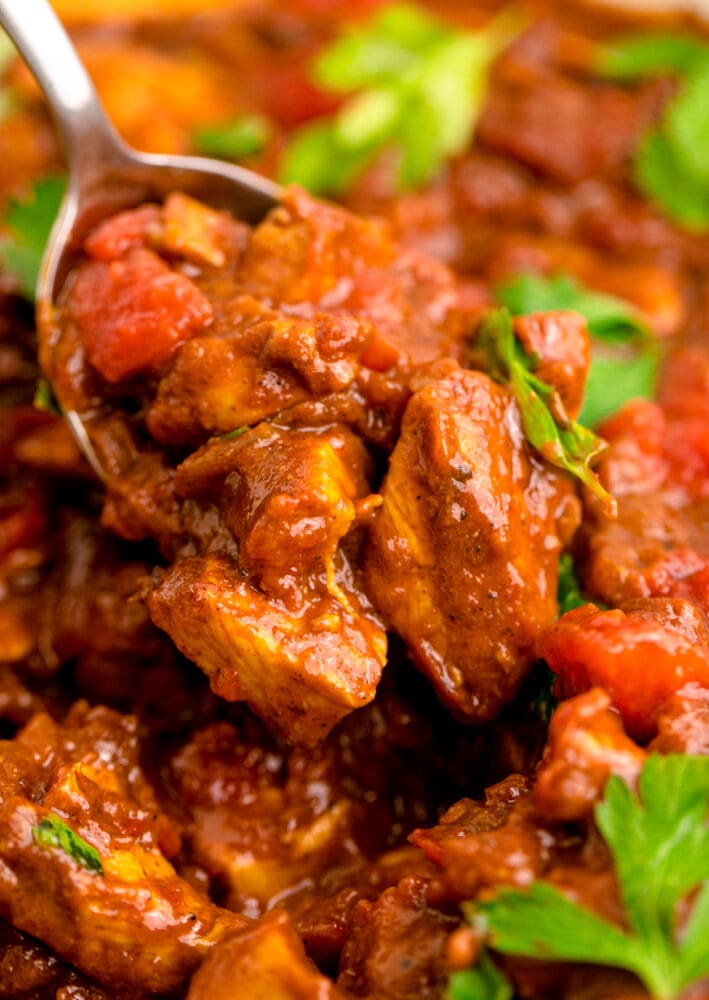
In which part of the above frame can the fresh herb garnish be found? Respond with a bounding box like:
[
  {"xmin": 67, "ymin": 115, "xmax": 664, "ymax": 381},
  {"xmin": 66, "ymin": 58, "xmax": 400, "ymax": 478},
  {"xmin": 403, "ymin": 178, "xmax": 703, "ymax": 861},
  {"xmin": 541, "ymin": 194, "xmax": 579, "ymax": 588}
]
[
  {"xmin": 495, "ymin": 272, "xmax": 660, "ymax": 427},
  {"xmin": 557, "ymin": 552, "xmax": 585, "ymax": 614},
  {"xmin": 33, "ymin": 376, "xmax": 61, "ymax": 415},
  {"xmin": 495, "ymin": 273, "xmax": 649, "ymax": 345},
  {"xmin": 33, "ymin": 813, "xmax": 103, "ymax": 875},
  {"xmin": 191, "ymin": 114, "xmax": 273, "ymax": 160},
  {"xmin": 280, "ymin": 3, "xmax": 517, "ymax": 195},
  {"xmin": 476, "ymin": 309, "xmax": 615, "ymax": 516},
  {"xmin": 597, "ymin": 33, "xmax": 709, "ymax": 79},
  {"xmin": 221, "ymin": 425, "xmax": 249, "ymax": 440},
  {"xmin": 447, "ymin": 951, "xmax": 513, "ymax": 1000},
  {"xmin": 466, "ymin": 754, "xmax": 709, "ymax": 1000},
  {"xmin": 597, "ymin": 34, "xmax": 709, "ymax": 230},
  {"xmin": 0, "ymin": 176, "xmax": 65, "ymax": 299}
]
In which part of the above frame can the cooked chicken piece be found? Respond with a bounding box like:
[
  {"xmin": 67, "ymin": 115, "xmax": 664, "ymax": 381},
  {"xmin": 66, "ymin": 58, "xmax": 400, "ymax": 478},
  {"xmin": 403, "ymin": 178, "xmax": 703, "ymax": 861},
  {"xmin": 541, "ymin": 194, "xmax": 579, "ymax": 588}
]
[
  {"xmin": 187, "ymin": 909, "xmax": 346, "ymax": 1000},
  {"xmin": 150, "ymin": 423, "xmax": 386, "ymax": 744},
  {"xmin": 169, "ymin": 721, "xmax": 355, "ymax": 914},
  {"xmin": 364, "ymin": 362, "xmax": 578, "ymax": 723},
  {"xmin": 0, "ymin": 704, "xmax": 241, "ymax": 993},
  {"xmin": 145, "ymin": 188, "xmax": 476, "ymax": 447}
]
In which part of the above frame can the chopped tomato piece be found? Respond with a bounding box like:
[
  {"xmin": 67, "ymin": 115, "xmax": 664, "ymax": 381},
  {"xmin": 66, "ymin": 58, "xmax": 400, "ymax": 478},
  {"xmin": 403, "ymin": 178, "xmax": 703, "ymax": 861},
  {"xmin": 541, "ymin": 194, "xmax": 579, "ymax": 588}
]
[
  {"xmin": 70, "ymin": 248, "xmax": 213, "ymax": 383},
  {"xmin": 84, "ymin": 204, "xmax": 162, "ymax": 261},
  {"xmin": 537, "ymin": 603, "xmax": 709, "ymax": 740}
]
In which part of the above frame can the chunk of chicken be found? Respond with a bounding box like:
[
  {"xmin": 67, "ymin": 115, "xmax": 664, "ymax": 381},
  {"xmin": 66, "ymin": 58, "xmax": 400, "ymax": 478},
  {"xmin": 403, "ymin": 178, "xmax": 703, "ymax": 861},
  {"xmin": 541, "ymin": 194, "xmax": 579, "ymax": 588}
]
[
  {"xmin": 0, "ymin": 704, "xmax": 240, "ymax": 993},
  {"xmin": 169, "ymin": 721, "xmax": 355, "ymax": 915},
  {"xmin": 364, "ymin": 363, "xmax": 578, "ymax": 722},
  {"xmin": 150, "ymin": 424, "xmax": 386, "ymax": 744},
  {"xmin": 187, "ymin": 909, "xmax": 346, "ymax": 1000}
]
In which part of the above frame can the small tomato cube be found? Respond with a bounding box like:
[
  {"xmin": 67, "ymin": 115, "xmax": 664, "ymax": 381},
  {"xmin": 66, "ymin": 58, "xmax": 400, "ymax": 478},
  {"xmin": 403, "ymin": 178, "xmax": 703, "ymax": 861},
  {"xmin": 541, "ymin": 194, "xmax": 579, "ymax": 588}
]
[{"xmin": 70, "ymin": 248, "xmax": 213, "ymax": 383}]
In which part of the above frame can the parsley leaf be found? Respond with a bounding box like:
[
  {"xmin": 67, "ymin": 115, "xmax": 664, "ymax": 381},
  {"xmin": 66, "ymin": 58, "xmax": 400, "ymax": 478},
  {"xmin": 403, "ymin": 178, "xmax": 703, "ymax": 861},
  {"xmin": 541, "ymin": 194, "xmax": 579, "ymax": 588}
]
[
  {"xmin": 280, "ymin": 3, "xmax": 517, "ymax": 195},
  {"xmin": 495, "ymin": 273, "xmax": 649, "ymax": 345},
  {"xmin": 597, "ymin": 33, "xmax": 709, "ymax": 230},
  {"xmin": 476, "ymin": 309, "xmax": 615, "ymax": 516},
  {"xmin": 33, "ymin": 813, "xmax": 103, "ymax": 875},
  {"xmin": 471, "ymin": 754, "xmax": 709, "ymax": 1000},
  {"xmin": 495, "ymin": 272, "xmax": 660, "ymax": 427},
  {"xmin": 597, "ymin": 33, "xmax": 709, "ymax": 79},
  {"xmin": 191, "ymin": 114, "xmax": 273, "ymax": 160},
  {"xmin": 447, "ymin": 952, "xmax": 513, "ymax": 1000},
  {"xmin": 0, "ymin": 176, "xmax": 65, "ymax": 299}
]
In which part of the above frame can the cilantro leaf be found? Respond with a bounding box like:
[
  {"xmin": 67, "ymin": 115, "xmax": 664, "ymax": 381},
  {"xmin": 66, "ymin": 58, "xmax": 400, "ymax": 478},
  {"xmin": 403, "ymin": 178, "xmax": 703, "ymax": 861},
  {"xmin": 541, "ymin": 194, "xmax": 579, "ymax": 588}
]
[
  {"xmin": 33, "ymin": 813, "xmax": 103, "ymax": 875},
  {"xmin": 0, "ymin": 176, "xmax": 65, "ymax": 299},
  {"xmin": 280, "ymin": 3, "xmax": 518, "ymax": 195},
  {"xmin": 469, "ymin": 754, "xmax": 709, "ymax": 1000},
  {"xmin": 597, "ymin": 33, "xmax": 709, "ymax": 79},
  {"xmin": 447, "ymin": 952, "xmax": 513, "ymax": 1000},
  {"xmin": 476, "ymin": 309, "xmax": 615, "ymax": 516},
  {"xmin": 495, "ymin": 272, "xmax": 659, "ymax": 427},
  {"xmin": 191, "ymin": 114, "xmax": 273, "ymax": 160}
]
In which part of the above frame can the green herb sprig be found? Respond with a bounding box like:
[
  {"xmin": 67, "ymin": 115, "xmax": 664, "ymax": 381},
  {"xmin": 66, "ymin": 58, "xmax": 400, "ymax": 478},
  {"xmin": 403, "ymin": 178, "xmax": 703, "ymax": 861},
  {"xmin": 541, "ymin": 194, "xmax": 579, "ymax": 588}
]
[
  {"xmin": 597, "ymin": 33, "xmax": 709, "ymax": 230},
  {"xmin": 280, "ymin": 3, "xmax": 518, "ymax": 195},
  {"xmin": 495, "ymin": 272, "xmax": 660, "ymax": 427},
  {"xmin": 191, "ymin": 114, "xmax": 273, "ymax": 161},
  {"xmin": 0, "ymin": 176, "xmax": 65, "ymax": 300},
  {"xmin": 33, "ymin": 813, "xmax": 104, "ymax": 875},
  {"xmin": 463, "ymin": 754, "xmax": 709, "ymax": 1000},
  {"xmin": 476, "ymin": 309, "xmax": 615, "ymax": 516},
  {"xmin": 448, "ymin": 951, "xmax": 513, "ymax": 1000}
]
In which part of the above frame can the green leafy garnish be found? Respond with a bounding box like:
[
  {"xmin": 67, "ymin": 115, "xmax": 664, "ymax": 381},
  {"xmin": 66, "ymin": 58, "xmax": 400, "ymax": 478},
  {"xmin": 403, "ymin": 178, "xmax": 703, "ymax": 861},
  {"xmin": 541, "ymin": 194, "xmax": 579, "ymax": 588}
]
[
  {"xmin": 191, "ymin": 114, "xmax": 273, "ymax": 160},
  {"xmin": 447, "ymin": 951, "xmax": 513, "ymax": 1000},
  {"xmin": 468, "ymin": 754, "xmax": 709, "ymax": 1000},
  {"xmin": 476, "ymin": 309, "xmax": 615, "ymax": 516},
  {"xmin": 280, "ymin": 3, "xmax": 518, "ymax": 195},
  {"xmin": 597, "ymin": 33, "xmax": 709, "ymax": 79},
  {"xmin": 495, "ymin": 272, "xmax": 660, "ymax": 427},
  {"xmin": 597, "ymin": 33, "xmax": 709, "ymax": 230},
  {"xmin": 33, "ymin": 813, "xmax": 103, "ymax": 875},
  {"xmin": 557, "ymin": 552, "xmax": 585, "ymax": 614},
  {"xmin": 581, "ymin": 345, "xmax": 659, "ymax": 428},
  {"xmin": 221, "ymin": 425, "xmax": 249, "ymax": 440},
  {"xmin": 495, "ymin": 273, "xmax": 649, "ymax": 345},
  {"xmin": 33, "ymin": 376, "xmax": 60, "ymax": 415},
  {"xmin": 0, "ymin": 176, "xmax": 65, "ymax": 299}
]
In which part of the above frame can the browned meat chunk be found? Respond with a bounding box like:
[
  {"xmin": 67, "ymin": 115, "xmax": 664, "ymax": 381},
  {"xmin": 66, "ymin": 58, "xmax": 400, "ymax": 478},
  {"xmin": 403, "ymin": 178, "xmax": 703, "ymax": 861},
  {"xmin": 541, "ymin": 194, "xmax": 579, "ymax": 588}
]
[
  {"xmin": 0, "ymin": 704, "xmax": 240, "ymax": 993},
  {"xmin": 168, "ymin": 721, "xmax": 355, "ymax": 915},
  {"xmin": 364, "ymin": 362, "xmax": 578, "ymax": 722},
  {"xmin": 187, "ymin": 909, "xmax": 346, "ymax": 1000},
  {"xmin": 336, "ymin": 877, "xmax": 457, "ymax": 1000},
  {"xmin": 150, "ymin": 424, "xmax": 386, "ymax": 744},
  {"xmin": 144, "ymin": 188, "xmax": 476, "ymax": 448}
]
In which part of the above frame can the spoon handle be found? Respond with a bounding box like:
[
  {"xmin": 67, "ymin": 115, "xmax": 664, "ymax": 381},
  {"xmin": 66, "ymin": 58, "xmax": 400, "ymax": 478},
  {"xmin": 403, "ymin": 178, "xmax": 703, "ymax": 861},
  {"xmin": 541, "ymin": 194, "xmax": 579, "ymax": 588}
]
[{"xmin": 0, "ymin": 0, "xmax": 124, "ymax": 179}]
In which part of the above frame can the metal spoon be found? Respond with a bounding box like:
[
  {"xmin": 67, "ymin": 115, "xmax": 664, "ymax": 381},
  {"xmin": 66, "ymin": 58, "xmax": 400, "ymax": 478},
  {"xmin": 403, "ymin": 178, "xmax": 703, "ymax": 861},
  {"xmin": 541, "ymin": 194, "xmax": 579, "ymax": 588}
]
[{"xmin": 0, "ymin": 0, "xmax": 281, "ymax": 478}]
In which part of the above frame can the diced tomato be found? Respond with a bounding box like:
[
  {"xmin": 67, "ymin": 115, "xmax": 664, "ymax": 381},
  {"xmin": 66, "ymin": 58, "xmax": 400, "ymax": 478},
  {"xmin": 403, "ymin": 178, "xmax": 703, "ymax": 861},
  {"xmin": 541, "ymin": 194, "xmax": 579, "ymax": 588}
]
[
  {"xmin": 84, "ymin": 204, "xmax": 163, "ymax": 261},
  {"xmin": 70, "ymin": 248, "xmax": 213, "ymax": 383},
  {"xmin": 537, "ymin": 603, "xmax": 709, "ymax": 741}
]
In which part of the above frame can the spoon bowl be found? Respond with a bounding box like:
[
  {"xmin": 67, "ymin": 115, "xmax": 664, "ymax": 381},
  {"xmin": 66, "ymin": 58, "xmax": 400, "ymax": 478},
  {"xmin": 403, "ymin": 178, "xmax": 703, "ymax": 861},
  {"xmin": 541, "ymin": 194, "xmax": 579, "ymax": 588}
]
[{"xmin": 0, "ymin": 0, "xmax": 281, "ymax": 477}]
